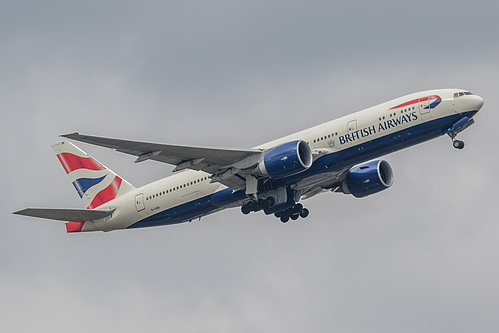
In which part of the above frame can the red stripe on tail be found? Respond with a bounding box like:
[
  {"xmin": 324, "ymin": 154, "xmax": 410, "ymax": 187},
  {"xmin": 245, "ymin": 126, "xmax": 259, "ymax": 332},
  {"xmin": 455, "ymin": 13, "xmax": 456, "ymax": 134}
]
[
  {"xmin": 87, "ymin": 176, "xmax": 123, "ymax": 209},
  {"xmin": 57, "ymin": 153, "xmax": 105, "ymax": 174}
]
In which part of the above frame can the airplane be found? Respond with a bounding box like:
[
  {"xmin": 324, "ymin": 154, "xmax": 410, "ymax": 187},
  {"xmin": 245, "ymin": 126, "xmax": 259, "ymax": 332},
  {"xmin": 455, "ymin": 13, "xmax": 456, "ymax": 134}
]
[{"xmin": 14, "ymin": 89, "xmax": 483, "ymax": 233}]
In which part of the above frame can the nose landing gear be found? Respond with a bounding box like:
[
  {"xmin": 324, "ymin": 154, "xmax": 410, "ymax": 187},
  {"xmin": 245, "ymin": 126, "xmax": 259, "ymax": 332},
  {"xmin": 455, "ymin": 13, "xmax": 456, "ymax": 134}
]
[
  {"xmin": 448, "ymin": 130, "xmax": 465, "ymax": 150},
  {"xmin": 452, "ymin": 140, "xmax": 465, "ymax": 150},
  {"xmin": 446, "ymin": 116, "xmax": 474, "ymax": 150}
]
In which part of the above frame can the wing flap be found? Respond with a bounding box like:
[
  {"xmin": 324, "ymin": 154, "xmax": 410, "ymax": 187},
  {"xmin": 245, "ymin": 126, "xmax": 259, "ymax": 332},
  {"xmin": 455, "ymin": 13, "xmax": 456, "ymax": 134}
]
[{"xmin": 13, "ymin": 208, "xmax": 115, "ymax": 222}]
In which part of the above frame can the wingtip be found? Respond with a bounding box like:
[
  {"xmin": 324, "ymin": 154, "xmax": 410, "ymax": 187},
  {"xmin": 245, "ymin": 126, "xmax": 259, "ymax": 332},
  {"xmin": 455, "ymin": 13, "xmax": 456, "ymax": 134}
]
[
  {"xmin": 12, "ymin": 209, "xmax": 25, "ymax": 216},
  {"xmin": 60, "ymin": 132, "xmax": 80, "ymax": 139}
]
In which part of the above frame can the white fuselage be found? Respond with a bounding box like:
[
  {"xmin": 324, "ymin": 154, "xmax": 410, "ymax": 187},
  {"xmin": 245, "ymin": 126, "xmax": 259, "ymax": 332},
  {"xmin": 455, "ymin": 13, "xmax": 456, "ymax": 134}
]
[{"xmin": 81, "ymin": 89, "xmax": 481, "ymax": 232}]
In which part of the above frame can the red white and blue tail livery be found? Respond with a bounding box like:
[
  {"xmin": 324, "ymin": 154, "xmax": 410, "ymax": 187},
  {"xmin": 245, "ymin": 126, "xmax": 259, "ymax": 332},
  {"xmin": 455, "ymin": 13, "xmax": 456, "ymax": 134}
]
[
  {"xmin": 14, "ymin": 89, "xmax": 484, "ymax": 232},
  {"xmin": 52, "ymin": 141, "xmax": 134, "ymax": 209}
]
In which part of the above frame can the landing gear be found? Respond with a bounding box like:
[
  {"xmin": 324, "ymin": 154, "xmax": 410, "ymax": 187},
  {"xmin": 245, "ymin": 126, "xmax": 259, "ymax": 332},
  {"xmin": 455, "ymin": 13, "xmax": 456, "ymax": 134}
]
[
  {"xmin": 241, "ymin": 197, "xmax": 276, "ymax": 215},
  {"xmin": 453, "ymin": 140, "xmax": 465, "ymax": 149},
  {"xmin": 280, "ymin": 216, "xmax": 289, "ymax": 223},
  {"xmin": 446, "ymin": 116, "xmax": 474, "ymax": 150},
  {"xmin": 241, "ymin": 204, "xmax": 251, "ymax": 215},
  {"xmin": 240, "ymin": 187, "xmax": 309, "ymax": 223},
  {"xmin": 261, "ymin": 197, "xmax": 275, "ymax": 209},
  {"xmin": 274, "ymin": 204, "xmax": 310, "ymax": 223},
  {"xmin": 448, "ymin": 130, "xmax": 466, "ymax": 150}
]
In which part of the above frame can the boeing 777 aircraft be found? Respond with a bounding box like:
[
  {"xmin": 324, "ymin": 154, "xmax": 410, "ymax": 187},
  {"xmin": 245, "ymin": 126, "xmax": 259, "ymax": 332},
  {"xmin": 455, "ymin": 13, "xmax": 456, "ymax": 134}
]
[{"xmin": 14, "ymin": 89, "xmax": 483, "ymax": 232}]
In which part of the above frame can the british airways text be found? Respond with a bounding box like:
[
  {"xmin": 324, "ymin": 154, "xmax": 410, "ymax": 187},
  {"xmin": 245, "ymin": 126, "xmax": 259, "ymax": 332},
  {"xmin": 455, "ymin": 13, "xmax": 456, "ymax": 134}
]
[{"xmin": 339, "ymin": 112, "xmax": 418, "ymax": 145}]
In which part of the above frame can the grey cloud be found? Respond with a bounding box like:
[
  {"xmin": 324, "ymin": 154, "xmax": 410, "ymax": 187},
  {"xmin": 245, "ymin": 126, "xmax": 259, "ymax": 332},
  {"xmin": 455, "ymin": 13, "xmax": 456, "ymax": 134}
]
[{"xmin": 1, "ymin": 0, "xmax": 499, "ymax": 332}]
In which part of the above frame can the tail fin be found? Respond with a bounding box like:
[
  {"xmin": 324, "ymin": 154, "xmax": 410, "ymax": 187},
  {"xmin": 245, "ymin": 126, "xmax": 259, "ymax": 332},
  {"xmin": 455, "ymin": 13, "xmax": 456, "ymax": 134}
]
[{"xmin": 52, "ymin": 141, "xmax": 135, "ymax": 209}]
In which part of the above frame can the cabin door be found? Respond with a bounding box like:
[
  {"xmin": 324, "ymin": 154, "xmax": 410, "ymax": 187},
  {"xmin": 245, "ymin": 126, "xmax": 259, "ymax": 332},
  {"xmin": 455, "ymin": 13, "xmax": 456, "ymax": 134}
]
[{"xmin": 135, "ymin": 193, "xmax": 145, "ymax": 212}]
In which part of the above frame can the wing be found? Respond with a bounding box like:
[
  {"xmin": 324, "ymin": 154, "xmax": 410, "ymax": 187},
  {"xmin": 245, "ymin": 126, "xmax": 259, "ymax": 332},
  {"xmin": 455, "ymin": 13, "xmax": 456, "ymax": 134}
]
[
  {"xmin": 295, "ymin": 165, "xmax": 350, "ymax": 199},
  {"xmin": 13, "ymin": 208, "xmax": 115, "ymax": 222},
  {"xmin": 62, "ymin": 133, "xmax": 264, "ymax": 189}
]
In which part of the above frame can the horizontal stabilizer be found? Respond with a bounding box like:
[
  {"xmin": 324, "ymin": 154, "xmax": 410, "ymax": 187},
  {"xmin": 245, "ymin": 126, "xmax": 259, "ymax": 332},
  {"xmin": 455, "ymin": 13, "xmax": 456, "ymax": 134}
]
[{"xmin": 13, "ymin": 208, "xmax": 115, "ymax": 222}]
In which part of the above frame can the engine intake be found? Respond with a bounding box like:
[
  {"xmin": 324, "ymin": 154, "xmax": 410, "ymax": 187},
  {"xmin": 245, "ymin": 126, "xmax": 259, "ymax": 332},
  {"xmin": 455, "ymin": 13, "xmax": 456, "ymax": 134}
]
[
  {"xmin": 258, "ymin": 140, "xmax": 313, "ymax": 178},
  {"xmin": 341, "ymin": 160, "xmax": 394, "ymax": 198}
]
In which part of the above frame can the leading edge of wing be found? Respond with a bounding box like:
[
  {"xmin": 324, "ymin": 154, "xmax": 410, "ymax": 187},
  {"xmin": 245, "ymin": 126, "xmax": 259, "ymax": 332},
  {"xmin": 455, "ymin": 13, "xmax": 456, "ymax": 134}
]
[
  {"xmin": 13, "ymin": 208, "xmax": 115, "ymax": 222},
  {"xmin": 61, "ymin": 132, "xmax": 262, "ymax": 168}
]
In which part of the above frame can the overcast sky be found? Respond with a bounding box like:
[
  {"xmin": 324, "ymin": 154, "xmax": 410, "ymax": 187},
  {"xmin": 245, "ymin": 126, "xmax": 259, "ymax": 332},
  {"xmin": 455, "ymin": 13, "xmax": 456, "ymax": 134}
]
[{"xmin": 2, "ymin": 1, "xmax": 499, "ymax": 332}]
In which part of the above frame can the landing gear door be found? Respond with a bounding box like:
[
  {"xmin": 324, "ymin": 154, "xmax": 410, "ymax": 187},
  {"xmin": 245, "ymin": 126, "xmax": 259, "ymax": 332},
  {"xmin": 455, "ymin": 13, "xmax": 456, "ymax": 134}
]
[{"xmin": 135, "ymin": 193, "xmax": 145, "ymax": 212}]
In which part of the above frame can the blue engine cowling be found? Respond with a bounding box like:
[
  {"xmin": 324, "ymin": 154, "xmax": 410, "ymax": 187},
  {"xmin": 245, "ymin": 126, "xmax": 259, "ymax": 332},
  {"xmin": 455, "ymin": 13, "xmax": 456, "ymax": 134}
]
[
  {"xmin": 258, "ymin": 140, "xmax": 313, "ymax": 178},
  {"xmin": 341, "ymin": 160, "xmax": 394, "ymax": 198}
]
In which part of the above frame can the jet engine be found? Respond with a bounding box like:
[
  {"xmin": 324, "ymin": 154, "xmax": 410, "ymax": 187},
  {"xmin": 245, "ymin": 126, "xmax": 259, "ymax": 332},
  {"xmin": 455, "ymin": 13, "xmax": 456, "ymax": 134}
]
[
  {"xmin": 341, "ymin": 160, "xmax": 394, "ymax": 198},
  {"xmin": 257, "ymin": 140, "xmax": 313, "ymax": 178}
]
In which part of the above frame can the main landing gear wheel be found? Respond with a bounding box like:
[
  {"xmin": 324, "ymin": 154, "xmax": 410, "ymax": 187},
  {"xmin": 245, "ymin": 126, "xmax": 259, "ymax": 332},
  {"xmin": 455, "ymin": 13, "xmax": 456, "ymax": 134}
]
[
  {"xmin": 276, "ymin": 204, "xmax": 310, "ymax": 223},
  {"xmin": 241, "ymin": 196, "xmax": 277, "ymax": 215},
  {"xmin": 241, "ymin": 205, "xmax": 251, "ymax": 215},
  {"xmin": 280, "ymin": 216, "xmax": 290, "ymax": 223},
  {"xmin": 453, "ymin": 140, "xmax": 465, "ymax": 149}
]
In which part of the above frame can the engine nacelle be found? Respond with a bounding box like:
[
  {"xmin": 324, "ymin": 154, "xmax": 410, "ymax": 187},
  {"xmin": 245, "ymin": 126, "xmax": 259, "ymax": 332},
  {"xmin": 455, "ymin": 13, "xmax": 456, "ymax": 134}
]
[
  {"xmin": 341, "ymin": 160, "xmax": 394, "ymax": 198},
  {"xmin": 258, "ymin": 140, "xmax": 313, "ymax": 178}
]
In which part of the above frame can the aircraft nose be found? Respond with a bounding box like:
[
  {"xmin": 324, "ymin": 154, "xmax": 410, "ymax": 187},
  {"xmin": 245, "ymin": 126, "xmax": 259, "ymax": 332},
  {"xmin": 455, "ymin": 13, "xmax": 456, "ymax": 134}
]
[{"xmin": 472, "ymin": 95, "xmax": 484, "ymax": 110}]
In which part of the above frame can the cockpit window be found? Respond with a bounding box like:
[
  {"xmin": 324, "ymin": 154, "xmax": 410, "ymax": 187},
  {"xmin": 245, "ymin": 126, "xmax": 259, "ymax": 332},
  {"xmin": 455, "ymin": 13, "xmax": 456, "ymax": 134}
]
[{"xmin": 454, "ymin": 91, "xmax": 473, "ymax": 98}]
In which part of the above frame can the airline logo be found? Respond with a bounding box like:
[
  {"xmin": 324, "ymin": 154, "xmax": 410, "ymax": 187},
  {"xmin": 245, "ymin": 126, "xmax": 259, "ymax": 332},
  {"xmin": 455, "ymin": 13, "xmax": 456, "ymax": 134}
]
[
  {"xmin": 338, "ymin": 94, "xmax": 442, "ymax": 146},
  {"xmin": 55, "ymin": 147, "xmax": 124, "ymax": 209},
  {"xmin": 390, "ymin": 95, "xmax": 442, "ymax": 110}
]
